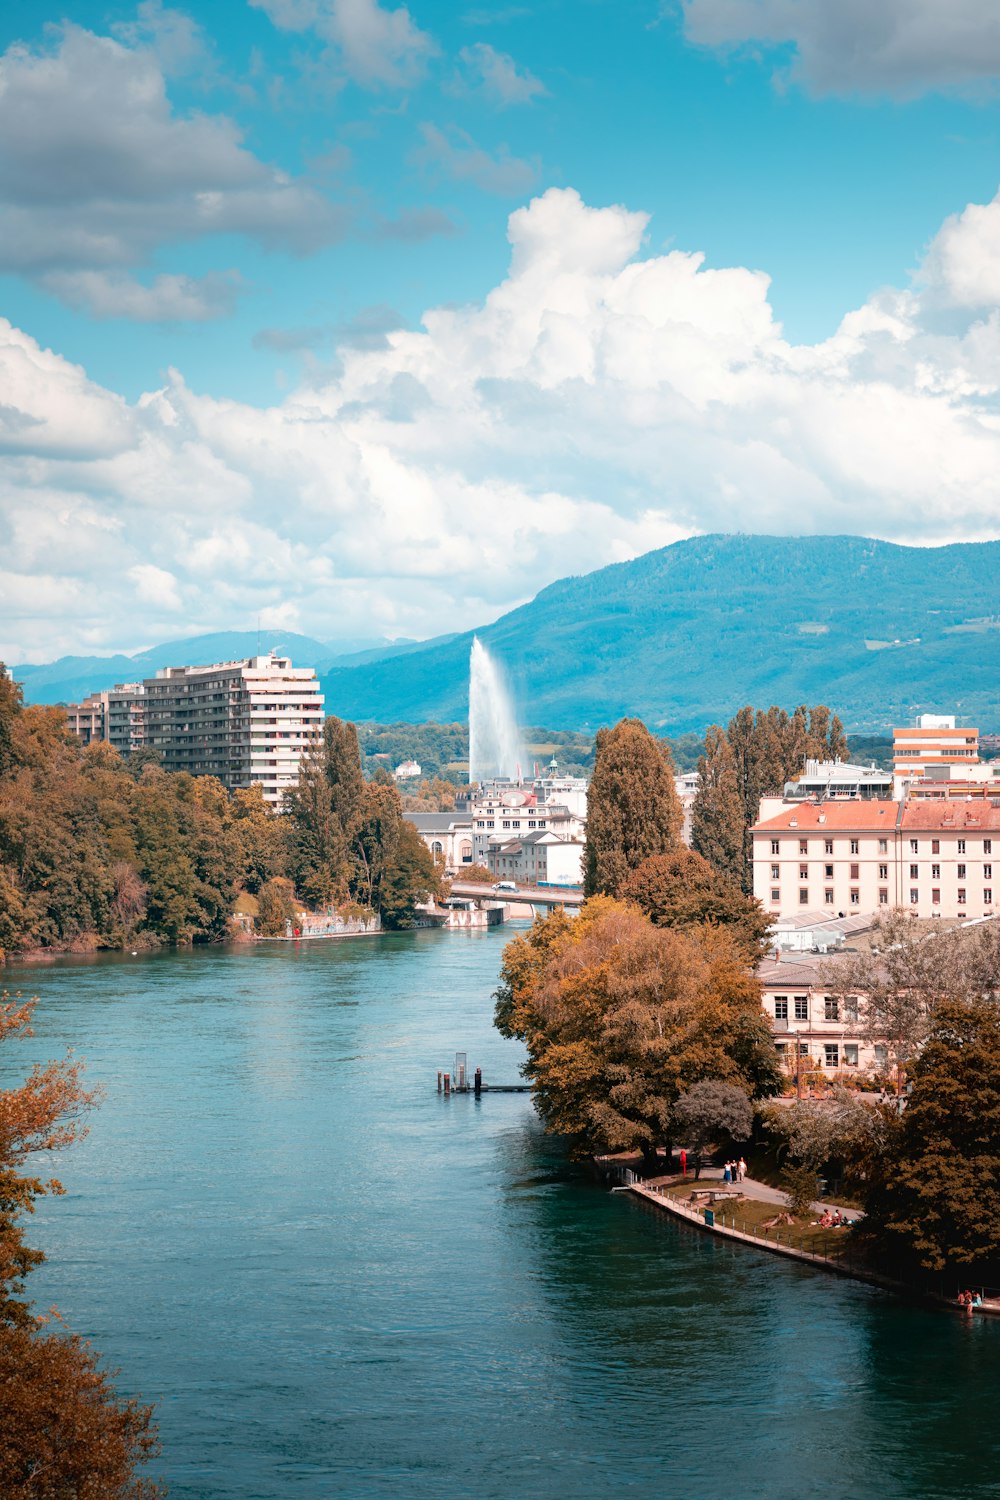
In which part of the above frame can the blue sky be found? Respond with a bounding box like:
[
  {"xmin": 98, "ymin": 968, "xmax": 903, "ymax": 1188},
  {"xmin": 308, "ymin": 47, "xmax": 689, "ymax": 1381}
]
[{"xmin": 3, "ymin": 0, "xmax": 1000, "ymax": 661}]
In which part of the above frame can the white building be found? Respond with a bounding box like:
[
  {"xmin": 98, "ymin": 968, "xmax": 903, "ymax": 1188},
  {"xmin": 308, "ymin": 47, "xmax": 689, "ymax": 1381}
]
[
  {"xmin": 143, "ymin": 653, "xmax": 324, "ymax": 805},
  {"xmin": 487, "ymin": 831, "xmax": 585, "ymax": 888},
  {"xmin": 784, "ymin": 759, "xmax": 893, "ymax": 801},
  {"xmin": 470, "ymin": 787, "xmax": 586, "ymax": 865},
  {"xmin": 404, "ymin": 812, "xmax": 474, "ymax": 870}
]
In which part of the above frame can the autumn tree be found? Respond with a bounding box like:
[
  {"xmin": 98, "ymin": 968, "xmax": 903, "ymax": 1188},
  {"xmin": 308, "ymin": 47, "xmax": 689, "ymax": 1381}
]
[
  {"xmin": 673, "ymin": 1080, "xmax": 753, "ymax": 1179},
  {"xmin": 584, "ymin": 719, "xmax": 682, "ymax": 898},
  {"xmin": 690, "ymin": 726, "xmax": 743, "ymax": 887},
  {"xmin": 494, "ymin": 898, "xmax": 779, "ymax": 1160},
  {"xmin": 0, "ymin": 992, "xmax": 162, "ymax": 1494},
  {"xmin": 622, "ymin": 848, "xmax": 771, "ymax": 961},
  {"xmin": 256, "ymin": 876, "xmax": 298, "ymax": 937}
]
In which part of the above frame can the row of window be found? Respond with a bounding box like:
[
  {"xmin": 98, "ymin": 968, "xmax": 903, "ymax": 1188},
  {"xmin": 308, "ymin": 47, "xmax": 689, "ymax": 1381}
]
[
  {"xmin": 775, "ymin": 1042, "xmax": 885, "ymax": 1068},
  {"xmin": 773, "ymin": 996, "xmax": 859, "ymax": 1022},
  {"xmin": 770, "ymin": 837, "xmax": 992, "ymax": 856},
  {"xmin": 909, "ymin": 889, "xmax": 992, "ymax": 905}
]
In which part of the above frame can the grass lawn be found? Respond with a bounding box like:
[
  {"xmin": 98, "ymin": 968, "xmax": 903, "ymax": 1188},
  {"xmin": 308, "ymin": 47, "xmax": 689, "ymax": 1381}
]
[
  {"xmin": 745, "ymin": 1147, "xmax": 865, "ymax": 1211},
  {"xmin": 662, "ymin": 1182, "xmax": 862, "ymax": 1262}
]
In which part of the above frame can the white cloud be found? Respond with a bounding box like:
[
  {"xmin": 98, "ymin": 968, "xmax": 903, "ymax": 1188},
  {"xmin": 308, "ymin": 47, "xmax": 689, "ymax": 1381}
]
[
  {"xmin": 5, "ymin": 183, "xmax": 1000, "ymax": 661},
  {"xmin": 40, "ymin": 270, "xmax": 244, "ymax": 322},
  {"xmin": 457, "ymin": 42, "xmax": 546, "ymax": 106},
  {"xmin": 682, "ymin": 0, "xmax": 1000, "ymax": 96},
  {"xmin": 413, "ymin": 123, "xmax": 538, "ymax": 195},
  {"xmin": 0, "ymin": 24, "xmax": 345, "ymax": 310},
  {"xmin": 251, "ymin": 0, "xmax": 437, "ymax": 88}
]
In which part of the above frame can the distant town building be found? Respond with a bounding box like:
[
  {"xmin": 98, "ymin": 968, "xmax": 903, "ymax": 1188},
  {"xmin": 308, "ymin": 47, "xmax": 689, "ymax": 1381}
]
[
  {"xmin": 487, "ymin": 831, "xmax": 585, "ymax": 888},
  {"xmin": 394, "ymin": 760, "xmax": 422, "ymax": 780},
  {"xmin": 64, "ymin": 692, "xmax": 107, "ymax": 746},
  {"xmin": 403, "ymin": 811, "xmax": 473, "ymax": 869},
  {"xmin": 470, "ymin": 787, "xmax": 586, "ymax": 865},
  {"xmin": 893, "ymin": 714, "xmax": 979, "ymax": 786},
  {"xmin": 106, "ymin": 683, "xmax": 146, "ymax": 757},
  {"xmin": 758, "ymin": 945, "xmax": 889, "ymax": 1079},
  {"xmin": 784, "ymin": 759, "xmax": 893, "ymax": 801}
]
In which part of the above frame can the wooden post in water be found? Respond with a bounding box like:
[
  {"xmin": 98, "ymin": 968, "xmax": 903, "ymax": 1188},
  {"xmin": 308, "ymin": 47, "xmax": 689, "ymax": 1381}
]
[
  {"xmin": 444, "ymin": 1072, "xmax": 451, "ymax": 1096},
  {"xmin": 474, "ymin": 1067, "xmax": 482, "ymax": 1097},
  {"xmin": 437, "ymin": 1071, "xmax": 443, "ymax": 1093}
]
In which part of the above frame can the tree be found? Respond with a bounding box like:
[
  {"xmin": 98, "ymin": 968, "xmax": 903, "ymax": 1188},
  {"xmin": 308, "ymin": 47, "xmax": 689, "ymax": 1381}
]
[
  {"xmin": 584, "ymin": 719, "xmax": 682, "ymax": 897},
  {"xmin": 0, "ymin": 991, "xmax": 162, "ymax": 1494},
  {"xmin": 781, "ymin": 1164, "xmax": 821, "ymax": 1219},
  {"xmin": 673, "ymin": 1080, "xmax": 753, "ymax": 1179},
  {"xmin": 378, "ymin": 819, "xmax": 438, "ymax": 929},
  {"xmin": 690, "ymin": 726, "xmax": 744, "ymax": 887},
  {"xmin": 323, "ymin": 717, "xmax": 366, "ymax": 842},
  {"xmin": 868, "ymin": 999, "xmax": 1000, "ymax": 1276},
  {"xmin": 0, "ymin": 668, "xmax": 22, "ymax": 782},
  {"xmin": 494, "ymin": 898, "xmax": 779, "ymax": 1160},
  {"xmin": 256, "ymin": 876, "xmax": 297, "ymax": 937},
  {"xmin": 622, "ymin": 849, "xmax": 771, "ymax": 961}
]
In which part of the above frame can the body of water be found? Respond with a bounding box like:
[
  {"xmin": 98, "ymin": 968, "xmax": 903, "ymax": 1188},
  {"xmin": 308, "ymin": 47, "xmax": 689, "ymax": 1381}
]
[{"xmin": 6, "ymin": 928, "xmax": 999, "ymax": 1499}]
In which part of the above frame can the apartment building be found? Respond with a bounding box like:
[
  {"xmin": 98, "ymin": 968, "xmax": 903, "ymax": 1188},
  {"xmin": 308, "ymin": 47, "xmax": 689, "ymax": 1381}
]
[
  {"xmin": 106, "ymin": 683, "xmax": 146, "ymax": 756},
  {"xmin": 893, "ymin": 714, "xmax": 979, "ymax": 785},
  {"xmin": 470, "ymin": 787, "xmax": 585, "ymax": 864},
  {"xmin": 64, "ymin": 692, "xmax": 107, "ymax": 745},
  {"xmin": 143, "ymin": 654, "xmax": 324, "ymax": 805},
  {"xmin": 753, "ymin": 799, "xmax": 999, "ymax": 921},
  {"xmin": 487, "ymin": 831, "xmax": 585, "ymax": 888}
]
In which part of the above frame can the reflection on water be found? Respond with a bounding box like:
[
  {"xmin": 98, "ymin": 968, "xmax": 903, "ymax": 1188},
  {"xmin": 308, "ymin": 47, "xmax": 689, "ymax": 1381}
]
[{"xmin": 6, "ymin": 932, "xmax": 1000, "ymax": 1500}]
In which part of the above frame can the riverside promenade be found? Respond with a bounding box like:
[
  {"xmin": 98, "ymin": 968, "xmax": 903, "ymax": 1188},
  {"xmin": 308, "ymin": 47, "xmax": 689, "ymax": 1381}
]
[{"xmin": 631, "ymin": 1170, "xmax": 1000, "ymax": 1315}]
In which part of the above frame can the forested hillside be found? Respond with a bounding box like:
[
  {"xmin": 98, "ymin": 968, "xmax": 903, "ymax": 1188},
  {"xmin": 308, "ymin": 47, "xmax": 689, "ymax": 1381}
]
[{"xmin": 319, "ymin": 535, "xmax": 1000, "ymax": 732}]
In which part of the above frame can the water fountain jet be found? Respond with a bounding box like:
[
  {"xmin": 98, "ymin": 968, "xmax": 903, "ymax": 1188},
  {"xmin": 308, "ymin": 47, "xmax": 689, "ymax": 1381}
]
[{"xmin": 469, "ymin": 638, "xmax": 524, "ymax": 784}]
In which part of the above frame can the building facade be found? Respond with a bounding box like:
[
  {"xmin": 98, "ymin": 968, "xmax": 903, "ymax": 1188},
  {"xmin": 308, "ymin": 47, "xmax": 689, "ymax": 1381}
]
[
  {"xmin": 758, "ymin": 951, "xmax": 888, "ymax": 1080},
  {"xmin": 142, "ymin": 654, "xmax": 324, "ymax": 804},
  {"xmin": 753, "ymin": 800, "xmax": 999, "ymax": 921},
  {"xmin": 487, "ymin": 831, "xmax": 585, "ymax": 888},
  {"xmin": 403, "ymin": 812, "xmax": 474, "ymax": 870}
]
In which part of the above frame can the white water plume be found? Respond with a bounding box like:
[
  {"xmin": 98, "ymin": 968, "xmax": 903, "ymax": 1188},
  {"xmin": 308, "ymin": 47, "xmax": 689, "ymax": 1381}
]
[{"xmin": 469, "ymin": 637, "xmax": 524, "ymax": 783}]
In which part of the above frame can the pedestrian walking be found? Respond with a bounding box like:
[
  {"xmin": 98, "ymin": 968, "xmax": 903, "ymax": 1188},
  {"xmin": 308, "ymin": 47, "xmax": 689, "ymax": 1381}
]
[
  {"xmin": 737, "ymin": 1157, "xmax": 747, "ymax": 1182},
  {"xmin": 722, "ymin": 1162, "xmax": 732, "ymax": 1186}
]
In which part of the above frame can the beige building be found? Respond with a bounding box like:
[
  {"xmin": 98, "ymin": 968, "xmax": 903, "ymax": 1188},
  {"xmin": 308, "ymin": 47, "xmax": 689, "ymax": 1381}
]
[
  {"xmin": 758, "ymin": 950, "xmax": 888, "ymax": 1081},
  {"xmin": 487, "ymin": 831, "xmax": 585, "ymax": 888},
  {"xmin": 753, "ymin": 799, "xmax": 998, "ymax": 921},
  {"xmin": 404, "ymin": 812, "xmax": 474, "ymax": 870}
]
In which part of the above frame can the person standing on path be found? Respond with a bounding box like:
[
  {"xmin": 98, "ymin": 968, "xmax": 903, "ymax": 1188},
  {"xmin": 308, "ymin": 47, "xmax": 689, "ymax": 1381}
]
[
  {"xmin": 737, "ymin": 1157, "xmax": 747, "ymax": 1182},
  {"xmin": 723, "ymin": 1162, "xmax": 732, "ymax": 1186}
]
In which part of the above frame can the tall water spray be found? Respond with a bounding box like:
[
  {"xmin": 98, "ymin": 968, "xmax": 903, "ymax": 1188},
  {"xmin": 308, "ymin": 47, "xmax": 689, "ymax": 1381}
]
[{"xmin": 469, "ymin": 637, "xmax": 524, "ymax": 783}]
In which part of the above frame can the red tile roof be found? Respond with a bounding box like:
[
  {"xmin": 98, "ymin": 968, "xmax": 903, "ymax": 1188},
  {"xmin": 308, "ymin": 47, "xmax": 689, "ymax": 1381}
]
[
  {"xmin": 753, "ymin": 801, "xmax": 898, "ymax": 832},
  {"xmin": 901, "ymin": 801, "xmax": 1000, "ymax": 830}
]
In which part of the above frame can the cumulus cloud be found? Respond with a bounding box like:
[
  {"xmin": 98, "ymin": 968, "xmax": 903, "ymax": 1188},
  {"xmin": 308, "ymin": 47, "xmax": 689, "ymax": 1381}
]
[
  {"xmin": 682, "ymin": 0, "xmax": 1000, "ymax": 96},
  {"xmin": 5, "ymin": 184, "xmax": 1000, "ymax": 660},
  {"xmin": 0, "ymin": 24, "xmax": 345, "ymax": 311},
  {"xmin": 413, "ymin": 123, "xmax": 538, "ymax": 195},
  {"xmin": 250, "ymin": 0, "xmax": 437, "ymax": 88},
  {"xmin": 457, "ymin": 42, "xmax": 547, "ymax": 105}
]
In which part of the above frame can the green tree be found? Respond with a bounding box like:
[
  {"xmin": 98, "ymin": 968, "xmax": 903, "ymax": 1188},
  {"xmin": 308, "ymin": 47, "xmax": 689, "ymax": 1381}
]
[
  {"xmin": 378, "ymin": 819, "xmax": 438, "ymax": 929},
  {"xmin": 584, "ymin": 719, "xmax": 682, "ymax": 897},
  {"xmin": 0, "ymin": 668, "xmax": 22, "ymax": 782},
  {"xmin": 324, "ymin": 717, "xmax": 366, "ymax": 841},
  {"xmin": 622, "ymin": 848, "xmax": 771, "ymax": 961},
  {"xmin": 690, "ymin": 725, "xmax": 744, "ymax": 886},
  {"xmin": 869, "ymin": 999, "xmax": 1000, "ymax": 1275},
  {"xmin": 256, "ymin": 876, "xmax": 298, "ymax": 937},
  {"xmin": 673, "ymin": 1080, "xmax": 753, "ymax": 1179}
]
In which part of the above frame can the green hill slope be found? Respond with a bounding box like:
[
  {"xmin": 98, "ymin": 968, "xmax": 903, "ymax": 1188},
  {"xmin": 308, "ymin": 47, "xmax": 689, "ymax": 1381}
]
[{"xmin": 319, "ymin": 535, "xmax": 1000, "ymax": 732}]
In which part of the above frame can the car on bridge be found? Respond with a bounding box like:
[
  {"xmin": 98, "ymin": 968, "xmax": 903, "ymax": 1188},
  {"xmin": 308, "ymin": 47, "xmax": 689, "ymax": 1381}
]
[{"xmin": 492, "ymin": 880, "xmax": 519, "ymax": 892}]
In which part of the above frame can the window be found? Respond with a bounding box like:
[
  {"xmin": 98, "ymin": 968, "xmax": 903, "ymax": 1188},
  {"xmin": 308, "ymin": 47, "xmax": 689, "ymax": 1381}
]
[
  {"xmin": 845, "ymin": 996, "xmax": 859, "ymax": 1022},
  {"xmin": 986, "ymin": 840, "xmax": 993, "ymax": 855},
  {"xmin": 794, "ymin": 996, "xmax": 809, "ymax": 1020},
  {"xmin": 799, "ymin": 888, "xmax": 809, "ymax": 904},
  {"xmin": 771, "ymin": 839, "xmax": 780, "ymax": 855},
  {"xmin": 879, "ymin": 888, "xmax": 888, "ymax": 904},
  {"xmin": 825, "ymin": 863, "xmax": 833, "ymax": 879},
  {"xmin": 986, "ymin": 889, "xmax": 993, "ymax": 904},
  {"xmin": 879, "ymin": 864, "xmax": 888, "ymax": 879},
  {"xmin": 910, "ymin": 889, "xmax": 919, "ymax": 904},
  {"xmin": 799, "ymin": 865, "xmax": 808, "ymax": 880},
  {"xmin": 874, "ymin": 1045, "xmax": 888, "ymax": 1069},
  {"xmin": 771, "ymin": 864, "xmax": 780, "ymax": 880},
  {"xmin": 774, "ymin": 998, "xmax": 788, "ymax": 1020},
  {"xmin": 879, "ymin": 838, "xmax": 888, "ymax": 853},
  {"xmin": 825, "ymin": 889, "xmax": 834, "ymax": 905},
  {"xmin": 843, "ymin": 1044, "xmax": 859, "ymax": 1067},
  {"xmin": 932, "ymin": 888, "xmax": 940, "ymax": 904},
  {"xmin": 958, "ymin": 839, "xmax": 966, "ymax": 854},
  {"xmin": 910, "ymin": 864, "xmax": 919, "ymax": 880},
  {"xmin": 824, "ymin": 839, "xmax": 833, "ymax": 855},
  {"xmin": 958, "ymin": 863, "xmax": 966, "ymax": 879},
  {"xmin": 799, "ymin": 840, "xmax": 808, "ymax": 855},
  {"xmin": 824, "ymin": 997, "xmax": 840, "ymax": 1021},
  {"xmin": 850, "ymin": 839, "xmax": 859, "ymax": 854},
  {"xmin": 958, "ymin": 889, "xmax": 966, "ymax": 905},
  {"xmin": 931, "ymin": 839, "xmax": 940, "ymax": 855},
  {"xmin": 850, "ymin": 889, "xmax": 860, "ymax": 905},
  {"xmin": 771, "ymin": 889, "xmax": 780, "ymax": 903},
  {"xmin": 985, "ymin": 864, "xmax": 992, "ymax": 879},
  {"xmin": 850, "ymin": 863, "xmax": 859, "ymax": 880},
  {"xmin": 932, "ymin": 864, "xmax": 940, "ymax": 879},
  {"xmin": 911, "ymin": 839, "xmax": 919, "ymax": 854},
  {"xmin": 824, "ymin": 1044, "xmax": 839, "ymax": 1069}
]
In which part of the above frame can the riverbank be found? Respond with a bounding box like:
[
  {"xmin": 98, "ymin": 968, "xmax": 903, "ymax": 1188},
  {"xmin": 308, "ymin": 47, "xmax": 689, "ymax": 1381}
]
[{"xmin": 631, "ymin": 1176, "xmax": 1000, "ymax": 1317}]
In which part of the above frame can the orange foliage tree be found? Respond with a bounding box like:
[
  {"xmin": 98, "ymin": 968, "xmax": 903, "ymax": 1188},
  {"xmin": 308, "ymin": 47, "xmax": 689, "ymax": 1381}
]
[
  {"xmin": 0, "ymin": 992, "xmax": 162, "ymax": 1497},
  {"xmin": 494, "ymin": 898, "xmax": 781, "ymax": 1160}
]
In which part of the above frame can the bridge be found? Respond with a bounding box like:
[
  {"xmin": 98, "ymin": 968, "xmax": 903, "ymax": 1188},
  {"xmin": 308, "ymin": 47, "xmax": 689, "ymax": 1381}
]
[{"xmin": 449, "ymin": 880, "xmax": 584, "ymax": 910}]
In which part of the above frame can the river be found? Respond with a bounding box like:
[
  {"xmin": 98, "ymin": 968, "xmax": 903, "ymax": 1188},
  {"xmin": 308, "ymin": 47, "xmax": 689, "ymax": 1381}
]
[{"xmin": 5, "ymin": 927, "xmax": 999, "ymax": 1499}]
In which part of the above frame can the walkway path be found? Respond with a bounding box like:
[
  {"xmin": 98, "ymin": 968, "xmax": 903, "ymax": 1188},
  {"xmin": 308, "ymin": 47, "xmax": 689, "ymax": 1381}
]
[{"xmin": 651, "ymin": 1166, "xmax": 863, "ymax": 1221}]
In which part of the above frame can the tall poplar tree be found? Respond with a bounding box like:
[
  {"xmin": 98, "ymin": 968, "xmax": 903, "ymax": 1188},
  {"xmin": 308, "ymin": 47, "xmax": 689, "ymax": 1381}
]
[
  {"xmin": 584, "ymin": 718, "xmax": 682, "ymax": 897},
  {"xmin": 690, "ymin": 725, "xmax": 744, "ymax": 887}
]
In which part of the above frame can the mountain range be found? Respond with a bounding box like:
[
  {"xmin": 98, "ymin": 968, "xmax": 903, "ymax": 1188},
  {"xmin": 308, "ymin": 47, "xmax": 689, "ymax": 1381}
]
[{"xmin": 12, "ymin": 536, "xmax": 1000, "ymax": 733}]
